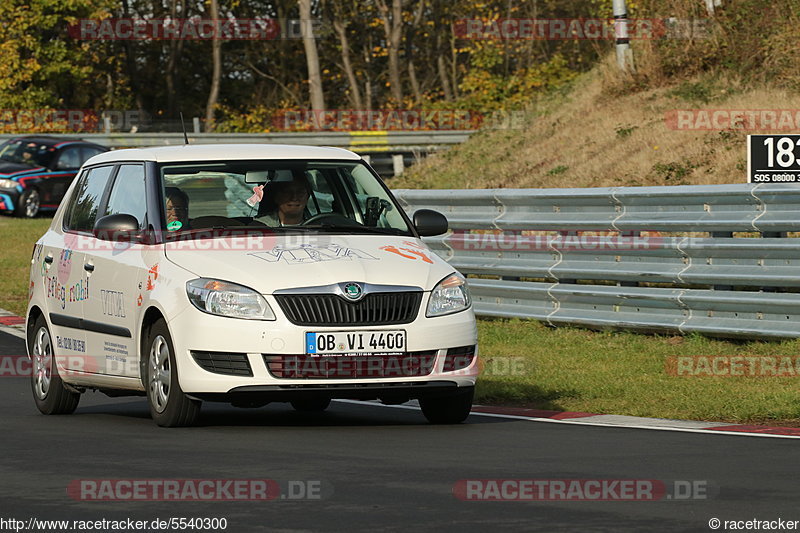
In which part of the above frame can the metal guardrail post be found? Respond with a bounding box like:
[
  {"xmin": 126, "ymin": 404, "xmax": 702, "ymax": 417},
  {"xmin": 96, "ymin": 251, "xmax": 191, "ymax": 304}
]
[{"xmin": 392, "ymin": 154, "xmax": 405, "ymax": 177}]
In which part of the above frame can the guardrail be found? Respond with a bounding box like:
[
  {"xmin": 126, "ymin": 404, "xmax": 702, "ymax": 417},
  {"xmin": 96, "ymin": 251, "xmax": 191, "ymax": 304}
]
[
  {"xmin": 393, "ymin": 184, "xmax": 800, "ymax": 338},
  {"xmin": 0, "ymin": 131, "xmax": 474, "ymax": 152},
  {"xmin": 0, "ymin": 131, "xmax": 474, "ymax": 177}
]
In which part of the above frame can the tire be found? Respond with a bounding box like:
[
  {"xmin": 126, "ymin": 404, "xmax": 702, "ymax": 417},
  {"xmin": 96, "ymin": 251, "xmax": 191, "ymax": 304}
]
[
  {"xmin": 15, "ymin": 188, "xmax": 40, "ymax": 218},
  {"xmin": 290, "ymin": 396, "xmax": 331, "ymax": 412},
  {"xmin": 145, "ymin": 319, "xmax": 200, "ymax": 427},
  {"xmin": 419, "ymin": 387, "xmax": 474, "ymax": 424},
  {"xmin": 30, "ymin": 316, "xmax": 80, "ymax": 415}
]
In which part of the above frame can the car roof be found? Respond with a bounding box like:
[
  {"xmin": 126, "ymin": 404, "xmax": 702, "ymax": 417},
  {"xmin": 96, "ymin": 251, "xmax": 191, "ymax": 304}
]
[
  {"xmin": 85, "ymin": 144, "xmax": 362, "ymax": 166},
  {"xmin": 5, "ymin": 135, "xmax": 106, "ymax": 149}
]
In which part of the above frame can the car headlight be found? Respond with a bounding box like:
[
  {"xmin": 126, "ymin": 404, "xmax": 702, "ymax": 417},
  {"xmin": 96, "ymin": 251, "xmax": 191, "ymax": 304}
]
[
  {"xmin": 186, "ymin": 278, "xmax": 275, "ymax": 320},
  {"xmin": 426, "ymin": 272, "xmax": 471, "ymax": 317},
  {"xmin": 0, "ymin": 178, "xmax": 17, "ymax": 189}
]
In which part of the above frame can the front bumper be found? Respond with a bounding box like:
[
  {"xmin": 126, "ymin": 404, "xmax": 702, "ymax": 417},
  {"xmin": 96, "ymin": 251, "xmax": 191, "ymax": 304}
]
[
  {"xmin": 192, "ymin": 381, "xmax": 466, "ymax": 404},
  {"xmin": 0, "ymin": 189, "xmax": 19, "ymax": 212},
  {"xmin": 167, "ymin": 297, "xmax": 479, "ymax": 395}
]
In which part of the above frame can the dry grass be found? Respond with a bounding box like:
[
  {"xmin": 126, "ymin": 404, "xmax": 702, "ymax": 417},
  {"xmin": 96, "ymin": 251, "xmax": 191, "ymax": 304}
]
[{"xmin": 394, "ymin": 61, "xmax": 800, "ymax": 190}]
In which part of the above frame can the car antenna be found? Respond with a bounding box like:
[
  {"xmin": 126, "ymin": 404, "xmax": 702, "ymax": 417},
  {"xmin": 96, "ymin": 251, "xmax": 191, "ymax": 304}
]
[{"xmin": 180, "ymin": 112, "xmax": 189, "ymax": 145}]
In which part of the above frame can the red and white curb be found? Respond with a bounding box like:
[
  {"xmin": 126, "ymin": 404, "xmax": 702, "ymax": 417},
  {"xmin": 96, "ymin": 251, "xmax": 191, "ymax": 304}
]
[
  {"xmin": 0, "ymin": 309, "xmax": 25, "ymax": 340},
  {"xmin": 1, "ymin": 307, "xmax": 797, "ymax": 438},
  {"xmin": 466, "ymin": 405, "xmax": 800, "ymax": 439},
  {"xmin": 339, "ymin": 402, "xmax": 800, "ymax": 440}
]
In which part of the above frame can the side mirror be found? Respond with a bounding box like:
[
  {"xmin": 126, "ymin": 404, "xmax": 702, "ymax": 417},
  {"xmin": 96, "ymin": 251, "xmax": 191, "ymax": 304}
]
[
  {"xmin": 413, "ymin": 209, "xmax": 448, "ymax": 237},
  {"xmin": 93, "ymin": 214, "xmax": 141, "ymax": 242}
]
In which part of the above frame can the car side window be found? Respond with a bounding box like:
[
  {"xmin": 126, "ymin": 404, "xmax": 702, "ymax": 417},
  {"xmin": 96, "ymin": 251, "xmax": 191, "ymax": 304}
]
[
  {"xmin": 104, "ymin": 164, "xmax": 147, "ymax": 228},
  {"xmin": 54, "ymin": 147, "xmax": 82, "ymax": 170},
  {"xmin": 65, "ymin": 166, "xmax": 115, "ymax": 232}
]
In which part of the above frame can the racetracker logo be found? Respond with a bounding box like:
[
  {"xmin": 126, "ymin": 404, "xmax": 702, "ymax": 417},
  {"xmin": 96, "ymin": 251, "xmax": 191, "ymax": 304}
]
[
  {"xmin": 272, "ymin": 109, "xmax": 494, "ymax": 131},
  {"xmin": 453, "ymin": 479, "xmax": 711, "ymax": 501},
  {"xmin": 446, "ymin": 231, "xmax": 672, "ymax": 252},
  {"xmin": 666, "ymin": 356, "xmax": 800, "ymax": 377},
  {"xmin": 67, "ymin": 18, "xmax": 322, "ymax": 40},
  {"xmin": 665, "ymin": 110, "xmax": 800, "ymax": 131},
  {"xmin": 67, "ymin": 479, "xmax": 330, "ymax": 501},
  {"xmin": 453, "ymin": 18, "xmax": 709, "ymax": 40},
  {"xmin": 0, "ymin": 354, "xmax": 98, "ymax": 377},
  {"xmin": 0, "ymin": 109, "xmax": 99, "ymax": 133}
]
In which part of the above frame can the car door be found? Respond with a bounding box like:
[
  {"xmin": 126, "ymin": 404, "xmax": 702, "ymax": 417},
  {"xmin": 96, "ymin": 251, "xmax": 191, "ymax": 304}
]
[
  {"xmin": 81, "ymin": 163, "xmax": 150, "ymax": 378},
  {"xmin": 53, "ymin": 165, "xmax": 116, "ymax": 374}
]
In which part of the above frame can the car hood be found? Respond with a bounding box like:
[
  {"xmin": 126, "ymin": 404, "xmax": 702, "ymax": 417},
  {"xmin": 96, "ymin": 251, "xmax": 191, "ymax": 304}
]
[
  {"xmin": 0, "ymin": 161, "xmax": 44, "ymax": 177},
  {"xmin": 165, "ymin": 234, "xmax": 455, "ymax": 293}
]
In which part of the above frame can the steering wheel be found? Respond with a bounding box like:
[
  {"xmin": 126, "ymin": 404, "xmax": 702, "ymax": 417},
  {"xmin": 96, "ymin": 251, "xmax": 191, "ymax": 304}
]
[{"xmin": 301, "ymin": 212, "xmax": 357, "ymax": 226}]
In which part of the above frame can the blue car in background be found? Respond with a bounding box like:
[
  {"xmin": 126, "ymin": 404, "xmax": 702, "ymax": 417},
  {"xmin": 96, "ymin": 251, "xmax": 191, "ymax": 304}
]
[{"xmin": 0, "ymin": 136, "xmax": 108, "ymax": 218}]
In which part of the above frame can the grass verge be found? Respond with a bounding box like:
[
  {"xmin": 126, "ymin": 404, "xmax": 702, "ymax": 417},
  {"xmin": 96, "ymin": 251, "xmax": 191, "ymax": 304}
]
[
  {"xmin": 1, "ymin": 215, "xmax": 798, "ymax": 425},
  {"xmin": 0, "ymin": 216, "xmax": 51, "ymax": 317},
  {"xmin": 478, "ymin": 319, "xmax": 800, "ymax": 426}
]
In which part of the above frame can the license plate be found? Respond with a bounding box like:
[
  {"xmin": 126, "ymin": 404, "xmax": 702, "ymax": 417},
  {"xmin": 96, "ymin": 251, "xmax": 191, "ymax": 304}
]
[{"xmin": 305, "ymin": 330, "xmax": 406, "ymax": 355}]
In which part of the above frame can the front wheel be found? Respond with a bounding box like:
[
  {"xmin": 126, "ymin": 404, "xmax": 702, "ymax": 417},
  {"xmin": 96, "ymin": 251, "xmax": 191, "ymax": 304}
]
[
  {"xmin": 16, "ymin": 188, "xmax": 40, "ymax": 218},
  {"xmin": 30, "ymin": 316, "xmax": 80, "ymax": 414},
  {"xmin": 145, "ymin": 319, "xmax": 200, "ymax": 427},
  {"xmin": 419, "ymin": 387, "xmax": 474, "ymax": 424}
]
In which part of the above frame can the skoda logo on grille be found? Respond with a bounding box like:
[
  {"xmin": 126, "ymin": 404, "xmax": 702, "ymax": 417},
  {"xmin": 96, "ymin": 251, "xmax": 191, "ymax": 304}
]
[{"xmin": 343, "ymin": 283, "xmax": 363, "ymax": 301}]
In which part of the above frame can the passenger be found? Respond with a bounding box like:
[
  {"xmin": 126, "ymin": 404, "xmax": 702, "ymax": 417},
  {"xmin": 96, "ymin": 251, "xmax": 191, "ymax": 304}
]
[{"xmin": 165, "ymin": 187, "xmax": 190, "ymax": 229}]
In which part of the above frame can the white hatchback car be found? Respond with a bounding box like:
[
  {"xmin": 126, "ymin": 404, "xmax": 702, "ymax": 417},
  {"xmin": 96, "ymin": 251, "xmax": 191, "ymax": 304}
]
[{"xmin": 26, "ymin": 145, "xmax": 478, "ymax": 426}]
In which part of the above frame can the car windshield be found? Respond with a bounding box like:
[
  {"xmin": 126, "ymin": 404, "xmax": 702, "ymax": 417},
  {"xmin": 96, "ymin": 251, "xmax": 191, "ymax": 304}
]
[
  {"xmin": 158, "ymin": 160, "xmax": 412, "ymax": 236},
  {"xmin": 0, "ymin": 139, "xmax": 54, "ymax": 167}
]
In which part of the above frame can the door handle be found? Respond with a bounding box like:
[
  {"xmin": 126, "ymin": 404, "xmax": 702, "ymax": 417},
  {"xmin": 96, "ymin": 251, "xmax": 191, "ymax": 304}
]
[{"xmin": 83, "ymin": 263, "xmax": 94, "ymax": 272}]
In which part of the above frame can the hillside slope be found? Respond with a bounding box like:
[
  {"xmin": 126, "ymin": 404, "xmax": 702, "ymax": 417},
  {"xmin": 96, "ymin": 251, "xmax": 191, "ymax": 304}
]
[{"xmin": 393, "ymin": 65, "xmax": 800, "ymax": 190}]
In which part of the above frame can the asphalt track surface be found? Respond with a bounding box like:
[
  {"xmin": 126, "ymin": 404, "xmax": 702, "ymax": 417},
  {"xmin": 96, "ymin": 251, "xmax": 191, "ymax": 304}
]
[{"xmin": 0, "ymin": 330, "xmax": 798, "ymax": 533}]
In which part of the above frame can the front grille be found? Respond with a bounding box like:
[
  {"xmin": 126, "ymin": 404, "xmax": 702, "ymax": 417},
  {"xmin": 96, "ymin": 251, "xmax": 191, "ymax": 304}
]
[
  {"xmin": 442, "ymin": 345, "xmax": 477, "ymax": 373},
  {"xmin": 274, "ymin": 292, "xmax": 422, "ymax": 326},
  {"xmin": 192, "ymin": 351, "xmax": 253, "ymax": 376},
  {"xmin": 264, "ymin": 351, "xmax": 437, "ymax": 379}
]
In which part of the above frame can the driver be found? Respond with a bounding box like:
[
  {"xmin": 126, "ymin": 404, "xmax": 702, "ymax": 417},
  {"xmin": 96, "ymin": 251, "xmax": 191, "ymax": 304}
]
[{"xmin": 255, "ymin": 178, "xmax": 310, "ymax": 226}]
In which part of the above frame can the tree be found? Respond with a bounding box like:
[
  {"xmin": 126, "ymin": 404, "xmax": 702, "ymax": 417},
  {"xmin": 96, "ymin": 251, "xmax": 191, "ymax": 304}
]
[
  {"xmin": 0, "ymin": 0, "xmax": 123, "ymax": 110},
  {"xmin": 299, "ymin": 0, "xmax": 325, "ymax": 110},
  {"xmin": 205, "ymin": 0, "xmax": 222, "ymax": 131},
  {"xmin": 376, "ymin": 0, "xmax": 404, "ymax": 105},
  {"xmin": 330, "ymin": 1, "xmax": 364, "ymax": 109}
]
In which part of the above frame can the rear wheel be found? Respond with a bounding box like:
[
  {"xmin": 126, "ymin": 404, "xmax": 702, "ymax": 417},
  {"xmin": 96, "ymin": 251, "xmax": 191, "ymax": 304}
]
[
  {"xmin": 30, "ymin": 316, "xmax": 80, "ymax": 415},
  {"xmin": 15, "ymin": 188, "xmax": 40, "ymax": 218},
  {"xmin": 290, "ymin": 396, "xmax": 331, "ymax": 412},
  {"xmin": 419, "ymin": 387, "xmax": 474, "ymax": 424},
  {"xmin": 146, "ymin": 319, "xmax": 200, "ymax": 427}
]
